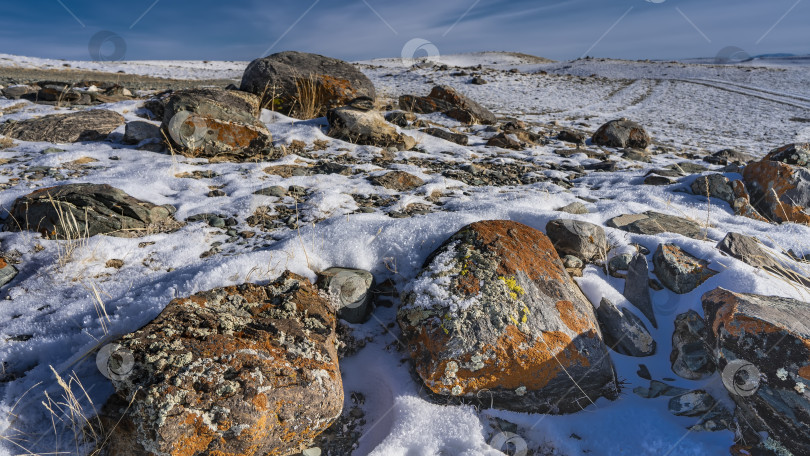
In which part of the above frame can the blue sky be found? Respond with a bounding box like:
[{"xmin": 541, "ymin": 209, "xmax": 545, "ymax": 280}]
[{"xmin": 0, "ymin": 0, "xmax": 806, "ymax": 62}]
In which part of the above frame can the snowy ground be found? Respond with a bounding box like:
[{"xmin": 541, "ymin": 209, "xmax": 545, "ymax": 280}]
[{"xmin": 0, "ymin": 52, "xmax": 809, "ymax": 455}]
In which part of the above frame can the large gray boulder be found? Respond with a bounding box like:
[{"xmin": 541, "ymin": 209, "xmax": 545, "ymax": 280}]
[
  {"xmin": 240, "ymin": 51, "xmax": 376, "ymax": 118},
  {"xmin": 161, "ymin": 88, "xmax": 275, "ymax": 160},
  {"xmin": 0, "ymin": 109, "xmax": 124, "ymax": 143},
  {"xmin": 592, "ymin": 118, "xmax": 651, "ymax": 149},
  {"xmin": 101, "ymin": 272, "xmax": 343, "ymax": 456},
  {"xmin": 398, "ymin": 220, "xmax": 618, "ymax": 413},
  {"xmin": 4, "ymin": 183, "xmax": 179, "ymax": 238}
]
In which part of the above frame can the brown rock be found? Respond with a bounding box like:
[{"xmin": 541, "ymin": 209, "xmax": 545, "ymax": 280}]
[
  {"xmin": 100, "ymin": 272, "xmax": 343, "ymax": 456},
  {"xmin": 742, "ymin": 144, "xmax": 810, "ymax": 224},
  {"xmin": 369, "ymin": 171, "xmax": 424, "ymax": 191},
  {"xmin": 398, "ymin": 220, "xmax": 618, "ymax": 413}
]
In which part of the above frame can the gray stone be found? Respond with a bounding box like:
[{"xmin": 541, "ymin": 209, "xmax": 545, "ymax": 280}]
[
  {"xmin": 0, "ymin": 109, "xmax": 124, "ymax": 143},
  {"xmin": 562, "ymin": 255, "xmax": 583, "ymax": 269},
  {"xmin": 557, "ymin": 130, "xmax": 586, "ymax": 145},
  {"xmin": 592, "ymin": 118, "xmax": 651, "ymax": 149},
  {"xmin": 668, "ymin": 390, "xmax": 716, "ymax": 417},
  {"xmin": 557, "ymin": 202, "xmax": 589, "ymax": 215},
  {"xmin": 327, "ymin": 105, "xmax": 415, "ymax": 150},
  {"xmin": 1, "ymin": 85, "xmax": 37, "ymax": 99},
  {"xmin": 5, "ymin": 183, "xmax": 180, "ymax": 238},
  {"xmin": 606, "ymin": 211, "xmax": 703, "ymax": 240},
  {"xmin": 545, "ymin": 219, "xmax": 607, "ymax": 262},
  {"xmin": 609, "ymin": 253, "xmax": 633, "ymax": 277},
  {"xmin": 240, "ymin": 51, "xmax": 376, "ymax": 118},
  {"xmin": 690, "ymin": 174, "xmax": 734, "ymax": 203},
  {"xmin": 254, "ymin": 186, "xmax": 287, "ymax": 198},
  {"xmin": 653, "ymin": 244, "xmax": 718, "ymax": 294},
  {"xmin": 596, "ymin": 298, "xmax": 656, "ymax": 357},
  {"xmin": 623, "ymin": 253, "xmax": 657, "ymax": 328},
  {"xmin": 643, "ymin": 175, "xmax": 674, "ymax": 186},
  {"xmin": 317, "ymin": 267, "xmax": 375, "ymax": 324},
  {"xmin": 123, "ymin": 120, "xmax": 161, "ymax": 145},
  {"xmin": 670, "ymin": 310, "xmax": 715, "ymax": 380},
  {"xmin": 704, "ymin": 148, "xmax": 753, "ymax": 166}
]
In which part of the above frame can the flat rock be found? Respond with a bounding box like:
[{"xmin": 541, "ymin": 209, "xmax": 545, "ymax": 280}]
[
  {"xmin": 670, "ymin": 310, "xmax": 715, "ymax": 380},
  {"xmin": 421, "ymin": 127, "xmax": 468, "ymax": 146},
  {"xmin": 100, "ymin": 272, "xmax": 343, "ymax": 456},
  {"xmin": 606, "ymin": 211, "xmax": 703, "ymax": 240},
  {"xmin": 398, "ymin": 220, "xmax": 618, "ymax": 413},
  {"xmin": 0, "ymin": 109, "xmax": 124, "ymax": 143},
  {"xmin": 557, "ymin": 202, "xmax": 589, "ymax": 215},
  {"xmin": 4, "ymin": 183, "xmax": 179, "ymax": 238}
]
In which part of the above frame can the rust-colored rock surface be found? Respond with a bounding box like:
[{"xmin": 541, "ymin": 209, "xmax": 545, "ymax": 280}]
[
  {"xmin": 398, "ymin": 220, "xmax": 618, "ymax": 414},
  {"xmin": 702, "ymin": 288, "xmax": 810, "ymax": 455},
  {"xmin": 742, "ymin": 143, "xmax": 810, "ymax": 224},
  {"xmin": 100, "ymin": 272, "xmax": 343, "ymax": 456}
]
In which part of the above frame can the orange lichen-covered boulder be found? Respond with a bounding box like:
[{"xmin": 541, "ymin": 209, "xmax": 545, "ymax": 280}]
[
  {"xmin": 702, "ymin": 288, "xmax": 810, "ymax": 455},
  {"xmin": 101, "ymin": 272, "xmax": 343, "ymax": 456},
  {"xmin": 742, "ymin": 143, "xmax": 810, "ymax": 224},
  {"xmin": 398, "ymin": 220, "xmax": 618, "ymax": 414}
]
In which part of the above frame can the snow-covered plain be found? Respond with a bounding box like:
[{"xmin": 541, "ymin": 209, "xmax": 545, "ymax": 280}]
[{"xmin": 0, "ymin": 52, "xmax": 809, "ymax": 455}]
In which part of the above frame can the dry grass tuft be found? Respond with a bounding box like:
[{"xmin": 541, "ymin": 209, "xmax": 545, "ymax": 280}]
[
  {"xmin": 292, "ymin": 73, "xmax": 321, "ymax": 120},
  {"xmin": 0, "ymin": 136, "xmax": 15, "ymax": 150}
]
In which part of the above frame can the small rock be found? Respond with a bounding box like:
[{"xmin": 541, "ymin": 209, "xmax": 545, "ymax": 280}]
[
  {"xmin": 254, "ymin": 186, "xmax": 288, "ymax": 198},
  {"xmin": 609, "ymin": 253, "xmax": 633, "ymax": 278},
  {"xmin": 486, "ymin": 133, "xmax": 523, "ymax": 150},
  {"xmin": 123, "ymin": 120, "xmax": 161, "ymax": 145},
  {"xmin": 545, "ymin": 219, "xmax": 607, "ymax": 262},
  {"xmin": 607, "ymin": 211, "xmax": 703, "ymax": 240},
  {"xmin": 652, "ymin": 244, "xmax": 718, "ymax": 294},
  {"xmin": 105, "ymin": 259, "xmax": 124, "ymax": 269},
  {"xmin": 670, "ymin": 310, "xmax": 715, "ymax": 380},
  {"xmin": 557, "ymin": 130, "xmax": 586, "ymax": 145},
  {"xmin": 470, "ymin": 76, "xmax": 487, "ymax": 85},
  {"xmin": 327, "ymin": 104, "xmax": 415, "ymax": 150},
  {"xmin": 690, "ymin": 174, "xmax": 734, "ymax": 203},
  {"xmin": 562, "ymin": 255, "xmax": 583, "ymax": 269},
  {"xmin": 643, "ymin": 175, "xmax": 674, "ymax": 186},
  {"xmin": 557, "ymin": 202, "xmax": 589, "ymax": 214},
  {"xmin": 369, "ymin": 171, "xmax": 424, "ymax": 191},
  {"xmin": 421, "ymin": 127, "xmax": 468, "ymax": 146},
  {"xmin": 668, "ymin": 390, "xmax": 716, "ymax": 417},
  {"xmin": 623, "ymin": 253, "xmax": 657, "ymax": 328},
  {"xmin": 596, "ymin": 298, "xmax": 656, "ymax": 357}
]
